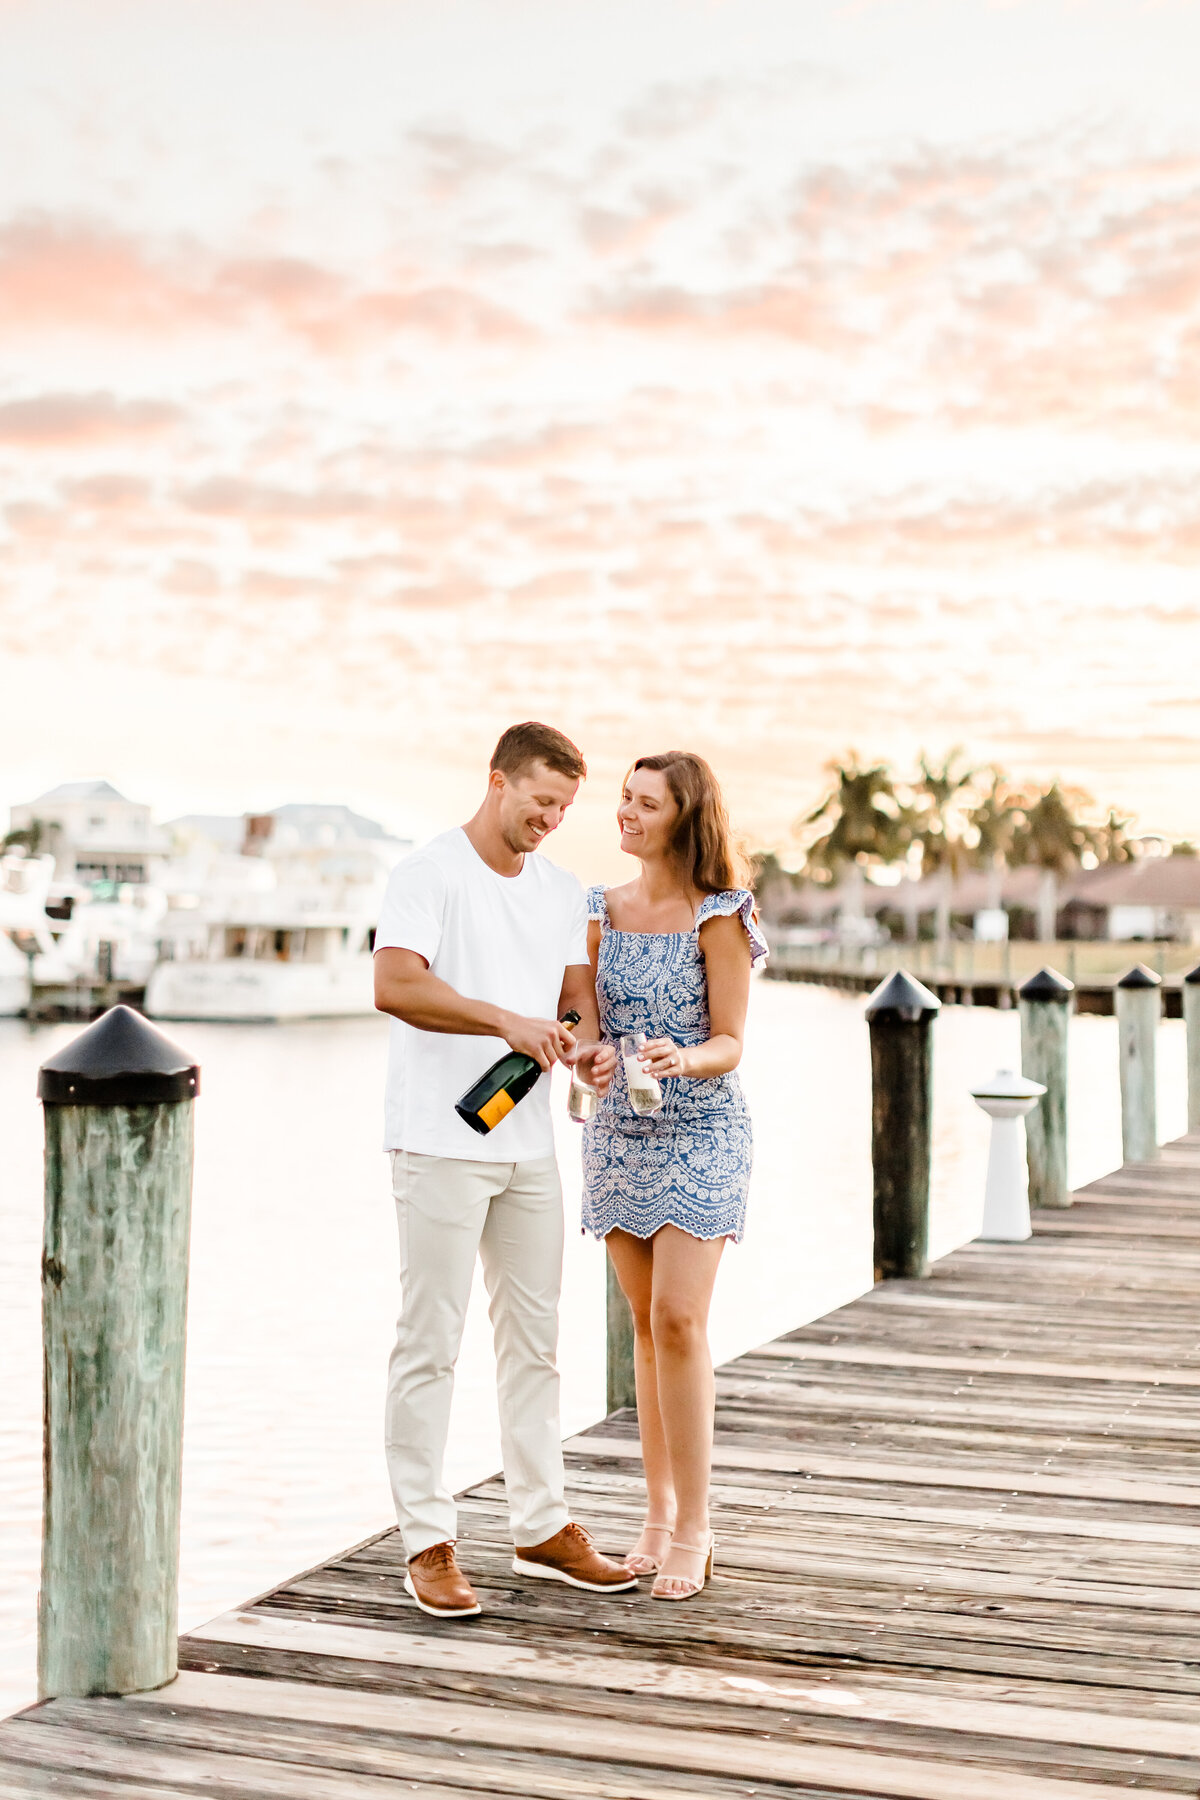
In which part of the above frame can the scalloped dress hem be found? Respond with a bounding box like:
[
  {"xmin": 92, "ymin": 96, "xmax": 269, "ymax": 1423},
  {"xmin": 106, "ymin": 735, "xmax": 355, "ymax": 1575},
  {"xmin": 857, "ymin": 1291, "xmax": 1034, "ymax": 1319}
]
[{"xmin": 585, "ymin": 1217, "xmax": 743, "ymax": 1245}]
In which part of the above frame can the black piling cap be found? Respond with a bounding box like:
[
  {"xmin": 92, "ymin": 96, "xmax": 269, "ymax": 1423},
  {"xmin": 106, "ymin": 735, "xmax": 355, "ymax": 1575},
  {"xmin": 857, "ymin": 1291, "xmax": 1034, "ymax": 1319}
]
[
  {"xmin": 38, "ymin": 1004, "xmax": 200, "ymax": 1106},
  {"xmin": 1018, "ymin": 966, "xmax": 1075, "ymax": 1002},
  {"xmin": 864, "ymin": 969, "xmax": 941, "ymax": 1023},
  {"xmin": 1116, "ymin": 963, "xmax": 1162, "ymax": 990},
  {"xmin": 1185, "ymin": 963, "xmax": 1200, "ymax": 986}
]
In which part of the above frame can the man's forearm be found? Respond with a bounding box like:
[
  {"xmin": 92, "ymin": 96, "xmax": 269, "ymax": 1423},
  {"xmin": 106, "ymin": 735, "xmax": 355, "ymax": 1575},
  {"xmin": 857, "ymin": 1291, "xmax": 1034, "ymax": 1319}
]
[{"xmin": 376, "ymin": 965, "xmax": 509, "ymax": 1037}]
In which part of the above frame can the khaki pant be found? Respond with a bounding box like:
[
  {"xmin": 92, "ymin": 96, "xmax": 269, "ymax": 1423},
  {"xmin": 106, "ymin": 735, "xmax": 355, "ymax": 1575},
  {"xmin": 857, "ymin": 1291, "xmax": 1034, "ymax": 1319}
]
[{"xmin": 384, "ymin": 1149, "xmax": 570, "ymax": 1558}]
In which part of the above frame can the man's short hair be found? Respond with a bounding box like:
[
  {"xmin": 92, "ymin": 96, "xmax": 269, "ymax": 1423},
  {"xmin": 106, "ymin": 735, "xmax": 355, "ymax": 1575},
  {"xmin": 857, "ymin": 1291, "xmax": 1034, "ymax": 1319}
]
[{"xmin": 490, "ymin": 722, "xmax": 587, "ymax": 783}]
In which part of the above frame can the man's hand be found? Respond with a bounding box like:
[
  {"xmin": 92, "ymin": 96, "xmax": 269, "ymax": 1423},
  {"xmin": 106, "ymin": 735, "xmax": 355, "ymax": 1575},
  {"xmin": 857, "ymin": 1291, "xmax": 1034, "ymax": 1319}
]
[
  {"xmin": 501, "ymin": 1012, "xmax": 577, "ymax": 1071},
  {"xmin": 575, "ymin": 1041, "xmax": 618, "ymax": 1095}
]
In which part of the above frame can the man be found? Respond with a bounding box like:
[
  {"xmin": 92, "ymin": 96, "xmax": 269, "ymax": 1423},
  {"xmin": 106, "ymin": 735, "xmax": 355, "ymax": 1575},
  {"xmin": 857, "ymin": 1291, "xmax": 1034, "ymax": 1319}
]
[{"xmin": 373, "ymin": 721, "xmax": 632, "ymax": 1618}]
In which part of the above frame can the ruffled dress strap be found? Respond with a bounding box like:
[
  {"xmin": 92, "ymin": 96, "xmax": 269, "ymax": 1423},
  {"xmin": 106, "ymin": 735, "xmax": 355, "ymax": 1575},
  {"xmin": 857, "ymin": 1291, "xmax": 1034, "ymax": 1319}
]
[
  {"xmin": 586, "ymin": 883, "xmax": 610, "ymax": 925},
  {"xmin": 696, "ymin": 888, "xmax": 769, "ymax": 968}
]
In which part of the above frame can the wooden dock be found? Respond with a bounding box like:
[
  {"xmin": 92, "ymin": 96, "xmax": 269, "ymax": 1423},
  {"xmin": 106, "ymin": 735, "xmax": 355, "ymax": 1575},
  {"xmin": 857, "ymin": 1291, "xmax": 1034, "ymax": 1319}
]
[
  {"xmin": 25, "ymin": 978, "xmax": 147, "ymax": 1023},
  {"xmin": 763, "ymin": 939, "xmax": 1200, "ymax": 1016},
  {"xmin": 5, "ymin": 1140, "xmax": 1200, "ymax": 1797},
  {"xmin": 766, "ymin": 955, "xmax": 1188, "ymax": 1017}
]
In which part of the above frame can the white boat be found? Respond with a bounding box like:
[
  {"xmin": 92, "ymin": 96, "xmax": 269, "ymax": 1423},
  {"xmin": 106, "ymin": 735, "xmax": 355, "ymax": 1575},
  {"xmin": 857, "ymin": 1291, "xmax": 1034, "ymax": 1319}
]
[
  {"xmin": 0, "ymin": 929, "xmax": 29, "ymax": 1015},
  {"xmin": 0, "ymin": 852, "xmax": 58, "ymax": 1015},
  {"xmin": 145, "ymin": 907, "xmax": 377, "ymax": 1022},
  {"xmin": 147, "ymin": 802, "xmax": 410, "ymax": 1023},
  {"xmin": 44, "ymin": 885, "xmax": 169, "ymax": 986}
]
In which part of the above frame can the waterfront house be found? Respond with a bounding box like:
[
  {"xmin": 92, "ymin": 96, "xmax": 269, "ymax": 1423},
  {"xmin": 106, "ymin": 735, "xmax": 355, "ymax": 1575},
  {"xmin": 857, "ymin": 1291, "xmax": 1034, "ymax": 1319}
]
[{"xmin": 9, "ymin": 781, "xmax": 172, "ymax": 890}]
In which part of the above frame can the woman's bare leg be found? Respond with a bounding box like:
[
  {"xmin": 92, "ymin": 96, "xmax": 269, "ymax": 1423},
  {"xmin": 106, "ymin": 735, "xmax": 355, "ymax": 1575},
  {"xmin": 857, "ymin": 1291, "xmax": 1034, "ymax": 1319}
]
[
  {"xmin": 648, "ymin": 1225, "xmax": 726, "ymax": 1591},
  {"xmin": 605, "ymin": 1229, "xmax": 675, "ymax": 1556}
]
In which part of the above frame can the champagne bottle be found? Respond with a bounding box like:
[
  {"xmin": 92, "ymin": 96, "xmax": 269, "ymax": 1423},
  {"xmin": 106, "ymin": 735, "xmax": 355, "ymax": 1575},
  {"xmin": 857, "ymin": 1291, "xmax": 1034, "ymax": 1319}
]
[{"xmin": 455, "ymin": 1010, "xmax": 581, "ymax": 1136}]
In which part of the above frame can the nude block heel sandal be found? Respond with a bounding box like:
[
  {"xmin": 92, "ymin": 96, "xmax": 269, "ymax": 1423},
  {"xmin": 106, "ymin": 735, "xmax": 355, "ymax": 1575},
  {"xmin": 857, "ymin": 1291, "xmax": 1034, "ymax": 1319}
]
[
  {"xmin": 651, "ymin": 1534, "xmax": 714, "ymax": 1601},
  {"xmin": 625, "ymin": 1522, "xmax": 674, "ymax": 1577}
]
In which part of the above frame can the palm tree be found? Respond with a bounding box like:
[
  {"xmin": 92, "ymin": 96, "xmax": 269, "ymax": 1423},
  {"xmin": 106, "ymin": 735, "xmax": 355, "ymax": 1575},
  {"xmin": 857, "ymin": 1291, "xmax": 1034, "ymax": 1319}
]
[
  {"xmin": 800, "ymin": 755, "xmax": 912, "ymax": 938},
  {"xmin": 1094, "ymin": 808, "xmax": 1136, "ymax": 865},
  {"xmin": 1010, "ymin": 782, "xmax": 1096, "ymax": 942},
  {"xmin": 968, "ymin": 770, "xmax": 1021, "ymax": 914},
  {"xmin": 2, "ymin": 817, "xmax": 45, "ymax": 855},
  {"xmin": 911, "ymin": 749, "xmax": 976, "ymax": 954},
  {"xmin": 749, "ymin": 850, "xmax": 800, "ymax": 923}
]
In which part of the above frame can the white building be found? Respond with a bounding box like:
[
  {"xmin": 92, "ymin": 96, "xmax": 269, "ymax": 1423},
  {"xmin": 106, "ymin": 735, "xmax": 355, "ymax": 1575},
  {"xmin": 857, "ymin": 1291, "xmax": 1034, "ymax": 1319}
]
[
  {"xmin": 9, "ymin": 780, "xmax": 171, "ymax": 888},
  {"xmin": 164, "ymin": 803, "xmax": 410, "ymax": 904}
]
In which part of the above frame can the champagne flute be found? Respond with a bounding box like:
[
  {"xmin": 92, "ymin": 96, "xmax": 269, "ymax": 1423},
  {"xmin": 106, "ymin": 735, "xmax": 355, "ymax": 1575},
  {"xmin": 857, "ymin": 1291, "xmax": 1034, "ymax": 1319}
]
[
  {"xmin": 620, "ymin": 1033, "xmax": 663, "ymax": 1116},
  {"xmin": 567, "ymin": 1064, "xmax": 600, "ymax": 1121}
]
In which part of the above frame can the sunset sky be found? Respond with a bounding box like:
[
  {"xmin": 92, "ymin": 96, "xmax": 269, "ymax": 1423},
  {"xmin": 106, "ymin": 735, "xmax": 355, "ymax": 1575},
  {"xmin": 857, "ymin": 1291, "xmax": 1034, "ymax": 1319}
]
[{"xmin": 2, "ymin": 0, "xmax": 1200, "ymax": 876}]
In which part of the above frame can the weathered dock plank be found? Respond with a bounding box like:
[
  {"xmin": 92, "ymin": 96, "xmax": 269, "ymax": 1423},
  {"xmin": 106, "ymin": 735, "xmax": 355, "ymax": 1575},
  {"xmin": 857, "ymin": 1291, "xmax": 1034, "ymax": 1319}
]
[{"xmin": 4, "ymin": 1137, "xmax": 1200, "ymax": 1796}]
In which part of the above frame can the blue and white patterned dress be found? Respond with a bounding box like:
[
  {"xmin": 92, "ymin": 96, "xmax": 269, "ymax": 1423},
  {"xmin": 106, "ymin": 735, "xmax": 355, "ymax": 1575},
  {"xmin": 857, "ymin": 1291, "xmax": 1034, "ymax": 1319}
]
[{"xmin": 581, "ymin": 887, "xmax": 769, "ymax": 1244}]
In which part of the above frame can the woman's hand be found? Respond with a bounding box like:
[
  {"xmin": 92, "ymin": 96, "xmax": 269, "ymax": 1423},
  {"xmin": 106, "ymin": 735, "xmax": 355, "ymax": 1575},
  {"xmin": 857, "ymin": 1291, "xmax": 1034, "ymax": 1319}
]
[
  {"xmin": 575, "ymin": 1040, "xmax": 618, "ymax": 1095},
  {"xmin": 640, "ymin": 1036, "xmax": 690, "ymax": 1080}
]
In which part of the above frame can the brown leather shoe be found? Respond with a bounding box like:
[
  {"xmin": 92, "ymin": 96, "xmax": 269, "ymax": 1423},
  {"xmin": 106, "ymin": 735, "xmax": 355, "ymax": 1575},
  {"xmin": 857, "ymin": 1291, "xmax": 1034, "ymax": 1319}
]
[
  {"xmin": 404, "ymin": 1541, "xmax": 482, "ymax": 1618},
  {"xmin": 512, "ymin": 1521, "xmax": 638, "ymax": 1592}
]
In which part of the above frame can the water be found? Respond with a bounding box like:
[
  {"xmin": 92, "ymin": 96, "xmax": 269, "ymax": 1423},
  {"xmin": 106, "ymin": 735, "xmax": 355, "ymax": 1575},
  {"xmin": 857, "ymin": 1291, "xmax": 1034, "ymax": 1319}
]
[{"xmin": 0, "ymin": 981, "xmax": 1186, "ymax": 1716}]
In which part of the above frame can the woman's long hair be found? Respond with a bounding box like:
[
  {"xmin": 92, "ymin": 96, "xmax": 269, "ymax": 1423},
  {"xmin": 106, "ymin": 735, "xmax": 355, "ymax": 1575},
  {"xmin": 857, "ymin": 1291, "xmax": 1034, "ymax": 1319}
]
[{"xmin": 630, "ymin": 752, "xmax": 747, "ymax": 894}]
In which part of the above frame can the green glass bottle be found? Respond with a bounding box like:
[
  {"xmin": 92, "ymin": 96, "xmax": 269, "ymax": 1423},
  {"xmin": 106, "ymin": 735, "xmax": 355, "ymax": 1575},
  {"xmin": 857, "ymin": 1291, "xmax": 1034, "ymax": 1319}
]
[{"xmin": 455, "ymin": 1010, "xmax": 580, "ymax": 1136}]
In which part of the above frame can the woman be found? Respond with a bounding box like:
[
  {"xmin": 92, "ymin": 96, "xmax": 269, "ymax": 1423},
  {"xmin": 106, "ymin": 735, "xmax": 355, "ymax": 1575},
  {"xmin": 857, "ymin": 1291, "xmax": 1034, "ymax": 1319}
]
[{"xmin": 582, "ymin": 752, "xmax": 767, "ymax": 1601}]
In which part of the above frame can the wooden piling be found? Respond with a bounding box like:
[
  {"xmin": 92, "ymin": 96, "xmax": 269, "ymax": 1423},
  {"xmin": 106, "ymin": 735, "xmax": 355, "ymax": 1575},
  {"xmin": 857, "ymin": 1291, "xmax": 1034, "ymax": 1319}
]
[
  {"xmin": 605, "ymin": 1259, "xmax": 637, "ymax": 1412},
  {"xmin": 998, "ymin": 937, "xmax": 1013, "ymax": 1007},
  {"xmin": 1185, "ymin": 964, "xmax": 1200, "ymax": 1136},
  {"xmin": 37, "ymin": 1005, "xmax": 199, "ymax": 1700},
  {"xmin": 865, "ymin": 970, "xmax": 941, "ymax": 1280},
  {"xmin": 1115, "ymin": 964, "xmax": 1160, "ymax": 1165},
  {"xmin": 1018, "ymin": 966, "xmax": 1074, "ymax": 1209}
]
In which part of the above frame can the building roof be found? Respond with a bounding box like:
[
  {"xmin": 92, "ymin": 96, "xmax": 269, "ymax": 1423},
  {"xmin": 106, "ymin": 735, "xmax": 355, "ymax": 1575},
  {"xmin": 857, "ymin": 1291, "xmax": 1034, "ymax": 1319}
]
[
  {"xmin": 165, "ymin": 815, "xmax": 246, "ymax": 849},
  {"xmin": 1068, "ymin": 857, "xmax": 1200, "ymax": 908},
  {"xmin": 777, "ymin": 857, "xmax": 1200, "ymax": 920},
  {"xmin": 33, "ymin": 779, "xmax": 129, "ymax": 804},
  {"xmin": 268, "ymin": 803, "xmax": 387, "ymax": 840},
  {"xmin": 876, "ymin": 861, "xmax": 1200, "ymax": 914}
]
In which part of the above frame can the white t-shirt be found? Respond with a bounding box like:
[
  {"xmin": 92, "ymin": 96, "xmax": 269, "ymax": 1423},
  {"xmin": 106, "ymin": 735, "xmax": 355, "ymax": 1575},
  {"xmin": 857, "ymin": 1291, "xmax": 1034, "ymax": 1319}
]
[{"xmin": 374, "ymin": 827, "xmax": 589, "ymax": 1159}]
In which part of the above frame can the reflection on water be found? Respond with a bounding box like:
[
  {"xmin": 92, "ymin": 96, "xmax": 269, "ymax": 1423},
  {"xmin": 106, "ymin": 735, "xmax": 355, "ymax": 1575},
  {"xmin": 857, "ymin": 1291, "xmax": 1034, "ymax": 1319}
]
[{"xmin": 0, "ymin": 981, "xmax": 1186, "ymax": 1714}]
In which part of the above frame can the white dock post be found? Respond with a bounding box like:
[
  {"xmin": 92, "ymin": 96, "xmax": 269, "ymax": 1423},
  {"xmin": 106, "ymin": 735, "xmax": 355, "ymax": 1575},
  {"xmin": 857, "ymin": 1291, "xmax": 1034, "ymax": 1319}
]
[
  {"xmin": 1185, "ymin": 964, "xmax": 1200, "ymax": 1136},
  {"xmin": 971, "ymin": 1069, "xmax": 1046, "ymax": 1242}
]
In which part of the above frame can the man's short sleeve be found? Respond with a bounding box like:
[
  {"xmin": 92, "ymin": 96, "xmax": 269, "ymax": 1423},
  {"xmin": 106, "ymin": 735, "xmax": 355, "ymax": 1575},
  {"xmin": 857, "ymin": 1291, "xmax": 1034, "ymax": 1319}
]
[
  {"xmin": 373, "ymin": 853, "xmax": 446, "ymax": 966},
  {"xmin": 566, "ymin": 875, "xmax": 589, "ymax": 965}
]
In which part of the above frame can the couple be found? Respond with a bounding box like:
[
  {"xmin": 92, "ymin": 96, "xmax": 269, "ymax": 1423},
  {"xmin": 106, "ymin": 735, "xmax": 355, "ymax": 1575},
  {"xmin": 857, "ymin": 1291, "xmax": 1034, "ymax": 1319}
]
[{"xmin": 373, "ymin": 720, "xmax": 766, "ymax": 1618}]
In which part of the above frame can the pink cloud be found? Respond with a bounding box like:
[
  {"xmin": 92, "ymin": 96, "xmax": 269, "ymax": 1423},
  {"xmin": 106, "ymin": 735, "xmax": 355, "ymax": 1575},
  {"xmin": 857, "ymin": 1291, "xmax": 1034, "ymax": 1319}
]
[
  {"xmin": 0, "ymin": 216, "xmax": 210, "ymax": 334},
  {"xmin": 0, "ymin": 391, "xmax": 181, "ymax": 443},
  {"xmin": 0, "ymin": 214, "xmax": 535, "ymax": 351},
  {"xmin": 177, "ymin": 476, "xmax": 376, "ymax": 518},
  {"xmin": 586, "ymin": 279, "xmax": 834, "ymax": 341},
  {"xmin": 66, "ymin": 473, "xmax": 153, "ymax": 507},
  {"xmin": 579, "ymin": 192, "xmax": 682, "ymax": 259}
]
